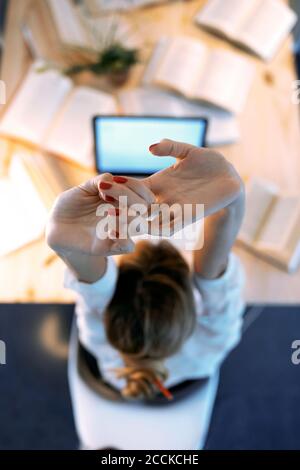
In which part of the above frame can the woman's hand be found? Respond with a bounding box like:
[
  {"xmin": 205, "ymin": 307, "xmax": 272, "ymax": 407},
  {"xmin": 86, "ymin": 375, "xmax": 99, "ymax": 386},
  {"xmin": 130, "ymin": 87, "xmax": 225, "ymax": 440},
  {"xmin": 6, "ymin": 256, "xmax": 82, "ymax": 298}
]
[
  {"xmin": 146, "ymin": 139, "xmax": 244, "ymax": 218},
  {"xmin": 145, "ymin": 140, "xmax": 245, "ymax": 278},
  {"xmin": 143, "ymin": 139, "xmax": 244, "ymax": 231},
  {"xmin": 46, "ymin": 173, "xmax": 155, "ymax": 258}
]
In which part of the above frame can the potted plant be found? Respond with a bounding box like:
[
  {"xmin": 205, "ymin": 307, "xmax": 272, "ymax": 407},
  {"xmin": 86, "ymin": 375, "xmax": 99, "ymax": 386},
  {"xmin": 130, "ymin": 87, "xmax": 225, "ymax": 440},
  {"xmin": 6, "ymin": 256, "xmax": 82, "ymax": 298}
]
[
  {"xmin": 64, "ymin": 42, "xmax": 139, "ymax": 86},
  {"xmin": 38, "ymin": 12, "xmax": 140, "ymax": 87}
]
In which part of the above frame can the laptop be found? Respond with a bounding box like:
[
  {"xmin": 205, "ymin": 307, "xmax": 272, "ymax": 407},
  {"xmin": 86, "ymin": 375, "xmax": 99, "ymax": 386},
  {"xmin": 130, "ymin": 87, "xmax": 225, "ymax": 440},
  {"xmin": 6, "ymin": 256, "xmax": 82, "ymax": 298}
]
[{"xmin": 93, "ymin": 115, "xmax": 208, "ymax": 177}]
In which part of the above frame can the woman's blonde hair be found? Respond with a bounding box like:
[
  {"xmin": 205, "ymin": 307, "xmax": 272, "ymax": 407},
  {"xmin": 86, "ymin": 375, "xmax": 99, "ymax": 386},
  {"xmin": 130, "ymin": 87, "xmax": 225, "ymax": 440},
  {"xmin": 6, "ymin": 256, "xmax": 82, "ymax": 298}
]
[{"xmin": 104, "ymin": 241, "xmax": 196, "ymax": 401}]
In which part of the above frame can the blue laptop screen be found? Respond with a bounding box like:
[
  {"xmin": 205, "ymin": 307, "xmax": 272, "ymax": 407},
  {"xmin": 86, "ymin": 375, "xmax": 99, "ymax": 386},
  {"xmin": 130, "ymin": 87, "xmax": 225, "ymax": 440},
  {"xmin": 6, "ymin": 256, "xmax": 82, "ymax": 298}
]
[{"xmin": 94, "ymin": 116, "xmax": 207, "ymax": 175}]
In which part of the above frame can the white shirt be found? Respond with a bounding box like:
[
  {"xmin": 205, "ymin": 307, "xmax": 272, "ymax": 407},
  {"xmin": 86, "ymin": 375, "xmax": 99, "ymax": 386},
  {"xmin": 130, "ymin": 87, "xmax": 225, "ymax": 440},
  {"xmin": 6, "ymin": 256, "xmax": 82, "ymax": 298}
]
[{"xmin": 65, "ymin": 253, "xmax": 245, "ymax": 390}]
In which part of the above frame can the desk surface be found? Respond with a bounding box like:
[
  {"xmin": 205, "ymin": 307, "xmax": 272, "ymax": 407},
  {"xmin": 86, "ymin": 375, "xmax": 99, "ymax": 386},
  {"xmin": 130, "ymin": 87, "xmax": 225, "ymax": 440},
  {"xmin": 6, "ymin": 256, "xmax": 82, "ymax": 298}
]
[{"xmin": 0, "ymin": 0, "xmax": 300, "ymax": 304}]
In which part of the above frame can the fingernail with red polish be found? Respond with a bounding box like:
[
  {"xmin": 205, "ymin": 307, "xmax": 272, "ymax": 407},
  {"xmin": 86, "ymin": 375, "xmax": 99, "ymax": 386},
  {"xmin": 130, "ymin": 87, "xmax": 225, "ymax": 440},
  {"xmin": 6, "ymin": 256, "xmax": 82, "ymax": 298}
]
[
  {"xmin": 99, "ymin": 181, "xmax": 112, "ymax": 190},
  {"xmin": 149, "ymin": 143, "xmax": 159, "ymax": 152},
  {"xmin": 113, "ymin": 176, "xmax": 128, "ymax": 184},
  {"xmin": 105, "ymin": 195, "xmax": 116, "ymax": 202}
]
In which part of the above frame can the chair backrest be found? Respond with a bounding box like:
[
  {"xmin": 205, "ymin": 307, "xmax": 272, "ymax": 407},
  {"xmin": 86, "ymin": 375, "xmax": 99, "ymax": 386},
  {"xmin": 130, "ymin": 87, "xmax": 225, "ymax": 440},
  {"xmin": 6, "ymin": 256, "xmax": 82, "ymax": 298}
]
[
  {"xmin": 68, "ymin": 321, "xmax": 219, "ymax": 450},
  {"xmin": 77, "ymin": 339, "xmax": 210, "ymax": 406}
]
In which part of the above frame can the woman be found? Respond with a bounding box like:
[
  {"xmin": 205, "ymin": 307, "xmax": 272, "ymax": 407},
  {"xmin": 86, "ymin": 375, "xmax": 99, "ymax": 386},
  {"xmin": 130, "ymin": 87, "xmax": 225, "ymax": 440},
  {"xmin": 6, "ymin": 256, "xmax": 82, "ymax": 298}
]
[{"xmin": 46, "ymin": 139, "xmax": 246, "ymax": 401}]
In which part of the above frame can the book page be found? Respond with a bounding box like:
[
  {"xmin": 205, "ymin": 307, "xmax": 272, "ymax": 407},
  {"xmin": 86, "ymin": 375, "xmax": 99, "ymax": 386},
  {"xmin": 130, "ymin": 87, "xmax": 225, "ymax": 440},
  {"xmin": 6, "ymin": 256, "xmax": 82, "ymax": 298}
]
[
  {"xmin": 0, "ymin": 64, "xmax": 72, "ymax": 146},
  {"xmin": 118, "ymin": 87, "xmax": 239, "ymax": 146},
  {"xmin": 237, "ymin": 0, "xmax": 297, "ymax": 61},
  {"xmin": 0, "ymin": 154, "xmax": 48, "ymax": 257},
  {"xmin": 195, "ymin": 0, "xmax": 258, "ymax": 39},
  {"xmin": 194, "ymin": 49, "xmax": 254, "ymax": 114},
  {"xmin": 45, "ymin": 86, "xmax": 117, "ymax": 168},
  {"xmin": 143, "ymin": 37, "xmax": 170, "ymax": 85},
  {"xmin": 238, "ymin": 178, "xmax": 278, "ymax": 245},
  {"xmin": 47, "ymin": 0, "xmax": 90, "ymax": 48},
  {"xmin": 256, "ymin": 196, "xmax": 300, "ymax": 251},
  {"xmin": 153, "ymin": 37, "xmax": 208, "ymax": 98},
  {"xmin": 21, "ymin": 152, "xmax": 65, "ymax": 210}
]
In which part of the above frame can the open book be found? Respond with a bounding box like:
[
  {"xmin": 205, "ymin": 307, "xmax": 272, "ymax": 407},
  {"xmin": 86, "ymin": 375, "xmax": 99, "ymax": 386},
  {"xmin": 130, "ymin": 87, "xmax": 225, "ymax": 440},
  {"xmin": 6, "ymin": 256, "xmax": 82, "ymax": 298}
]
[
  {"xmin": 0, "ymin": 63, "xmax": 117, "ymax": 168},
  {"xmin": 238, "ymin": 178, "xmax": 300, "ymax": 273},
  {"xmin": 118, "ymin": 87, "xmax": 240, "ymax": 146},
  {"xmin": 0, "ymin": 153, "xmax": 50, "ymax": 257},
  {"xmin": 195, "ymin": 0, "xmax": 297, "ymax": 62},
  {"xmin": 144, "ymin": 36, "xmax": 255, "ymax": 114}
]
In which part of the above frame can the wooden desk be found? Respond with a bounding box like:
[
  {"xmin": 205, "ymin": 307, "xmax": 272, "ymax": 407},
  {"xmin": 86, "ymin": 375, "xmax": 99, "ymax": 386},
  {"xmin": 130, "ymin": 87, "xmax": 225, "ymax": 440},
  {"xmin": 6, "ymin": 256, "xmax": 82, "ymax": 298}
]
[{"xmin": 1, "ymin": 0, "xmax": 300, "ymax": 303}]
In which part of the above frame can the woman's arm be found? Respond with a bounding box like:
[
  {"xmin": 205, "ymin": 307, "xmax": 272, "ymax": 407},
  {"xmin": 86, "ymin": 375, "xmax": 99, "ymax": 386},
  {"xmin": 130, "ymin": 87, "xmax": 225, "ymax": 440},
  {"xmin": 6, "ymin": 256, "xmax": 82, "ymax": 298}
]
[
  {"xmin": 193, "ymin": 189, "xmax": 245, "ymax": 279},
  {"xmin": 63, "ymin": 255, "xmax": 119, "ymax": 358},
  {"xmin": 180, "ymin": 252, "xmax": 245, "ymax": 378},
  {"xmin": 188, "ymin": 193, "xmax": 246, "ymax": 377},
  {"xmin": 56, "ymin": 250, "xmax": 107, "ymax": 284}
]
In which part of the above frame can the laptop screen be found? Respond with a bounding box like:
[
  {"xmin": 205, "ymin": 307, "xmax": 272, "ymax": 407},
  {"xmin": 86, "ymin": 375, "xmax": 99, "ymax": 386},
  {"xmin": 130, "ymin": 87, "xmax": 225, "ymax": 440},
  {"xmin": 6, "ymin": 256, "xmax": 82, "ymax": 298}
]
[{"xmin": 94, "ymin": 116, "xmax": 207, "ymax": 175}]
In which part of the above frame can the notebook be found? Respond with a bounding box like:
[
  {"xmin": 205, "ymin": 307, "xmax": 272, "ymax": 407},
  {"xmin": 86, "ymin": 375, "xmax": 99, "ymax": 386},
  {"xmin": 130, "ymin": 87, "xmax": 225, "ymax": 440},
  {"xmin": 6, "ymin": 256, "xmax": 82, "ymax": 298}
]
[
  {"xmin": 144, "ymin": 36, "xmax": 255, "ymax": 114},
  {"xmin": 0, "ymin": 63, "xmax": 117, "ymax": 168},
  {"xmin": 195, "ymin": 0, "xmax": 297, "ymax": 62},
  {"xmin": 118, "ymin": 87, "xmax": 240, "ymax": 146},
  {"xmin": 238, "ymin": 178, "xmax": 300, "ymax": 273}
]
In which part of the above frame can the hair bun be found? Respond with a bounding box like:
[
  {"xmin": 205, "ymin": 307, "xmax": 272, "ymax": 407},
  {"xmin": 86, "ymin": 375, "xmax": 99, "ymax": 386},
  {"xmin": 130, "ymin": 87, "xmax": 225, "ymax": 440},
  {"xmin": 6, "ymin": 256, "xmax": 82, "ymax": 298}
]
[
  {"xmin": 121, "ymin": 373, "xmax": 153, "ymax": 400},
  {"xmin": 115, "ymin": 360, "xmax": 168, "ymax": 401}
]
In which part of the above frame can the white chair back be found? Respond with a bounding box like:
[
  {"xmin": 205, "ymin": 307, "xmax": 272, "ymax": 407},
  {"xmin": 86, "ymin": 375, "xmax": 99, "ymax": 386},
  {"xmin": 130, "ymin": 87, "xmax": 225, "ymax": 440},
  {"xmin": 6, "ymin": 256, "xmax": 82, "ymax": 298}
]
[{"xmin": 68, "ymin": 322, "xmax": 219, "ymax": 450}]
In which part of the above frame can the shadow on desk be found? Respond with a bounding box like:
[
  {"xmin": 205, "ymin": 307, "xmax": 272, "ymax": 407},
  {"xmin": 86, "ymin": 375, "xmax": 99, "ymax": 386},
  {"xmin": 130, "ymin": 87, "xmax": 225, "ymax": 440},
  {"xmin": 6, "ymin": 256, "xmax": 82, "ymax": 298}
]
[{"xmin": 0, "ymin": 304, "xmax": 300, "ymax": 450}]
